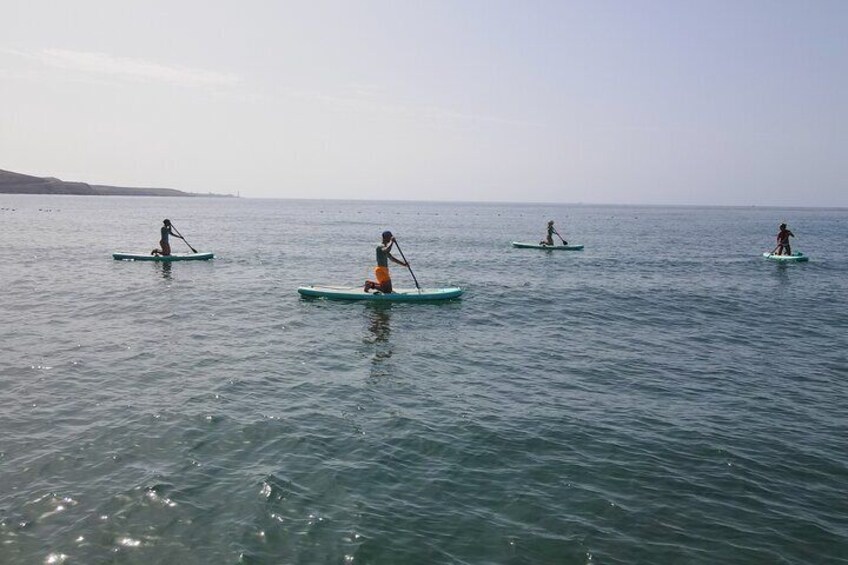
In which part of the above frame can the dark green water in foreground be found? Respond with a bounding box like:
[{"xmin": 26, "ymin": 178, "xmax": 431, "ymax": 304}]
[{"xmin": 1, "ymin": 195, "xmax": 846, "ymax": 564}]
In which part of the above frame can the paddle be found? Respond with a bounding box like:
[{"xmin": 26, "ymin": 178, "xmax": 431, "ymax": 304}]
[
  {"xmin": 393, "ymin": 239, "xmax": 421, "ymax": 291},
  {"xmin": 554, "ymin": 229, "xmax": 568, "ymax": 246},
  {"xmin": 170, "ymin": 224, "xmax": 198, "ymax": 253},
  {"xmin": 768, "ymin": 236, "xmax": 789, "ymax": 256}
]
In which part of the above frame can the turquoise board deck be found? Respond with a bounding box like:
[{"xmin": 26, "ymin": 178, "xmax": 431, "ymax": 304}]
[
  {"xmin": 763, "ymin": 252, "xmax": 808, "ymax": 262},
  {"xmin": 298, "ymin": 285, "xmax": 463, "ymax": 301},
  {"xmin": 512, "ymin": 242, "xmax": 584, "ymax": 250},
  {"xmin": 113, "ymin": 252, "xmax": 214, "ymax": 261}
]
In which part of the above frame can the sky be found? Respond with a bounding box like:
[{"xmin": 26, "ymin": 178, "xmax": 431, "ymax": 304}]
[{"xmin": 1, "ymin": 0, "xmax": 846, "ymax": 205}]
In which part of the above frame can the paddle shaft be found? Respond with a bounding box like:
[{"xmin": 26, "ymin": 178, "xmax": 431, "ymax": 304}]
[
  {"xmin": 171, "ymin": 225, "xmax": 197, "ymax": 253},
  {"xmin": 393, "ymin": 240, "xmax": 420, "ymax": 291},
  {"xmin": 554, "ymin": 228, "xmax": 567, "ymax": 245}
]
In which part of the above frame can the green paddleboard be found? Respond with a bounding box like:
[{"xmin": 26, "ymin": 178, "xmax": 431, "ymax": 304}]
[
  {"xmin": 298, "ymin": 285, "xmax": 463, "ymax": 302},
  {"xmin": 762, "ymin": 252, "xmax": 808, "ymax": 262},
  {"xmin": 113, "ymin": 252, "xmax": 214, "ymax": 261},
  {"xmin": 512, "ymin": 242, "xmax": 584, "ymax": 250}
]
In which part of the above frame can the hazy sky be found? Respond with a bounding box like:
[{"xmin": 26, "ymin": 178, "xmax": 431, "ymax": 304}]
[{"xmin": 2, "ymin": 1, "xmax": 846, "ymax": 205}]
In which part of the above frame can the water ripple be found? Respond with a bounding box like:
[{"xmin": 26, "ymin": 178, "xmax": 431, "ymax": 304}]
[{"xmin": 1, "ymin": 198, "xmax": 847, "ymax": 562}]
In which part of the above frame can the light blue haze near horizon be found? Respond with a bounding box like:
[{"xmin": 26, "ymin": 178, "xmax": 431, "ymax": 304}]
[{"xmin": 1, "ymin": 0, "xmax": 847, "ymax": 206}]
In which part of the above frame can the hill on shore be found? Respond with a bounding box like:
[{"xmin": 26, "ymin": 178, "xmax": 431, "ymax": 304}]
[{"xmin": 0, "ymin": 169, "xmax": 232, "ymax": 197}]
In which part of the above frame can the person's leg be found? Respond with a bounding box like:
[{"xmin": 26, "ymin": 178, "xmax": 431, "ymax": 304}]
[
  {"xmin": 374, "ymin": 266, "xmax": 392, "ymax": 293},
  {"xmin": 161, "ymin": 241, "xmax": 171, "ymax": 256},
  {"xmin": 366, "ymin": 265, "xmax": 386, "ymax": 292}
]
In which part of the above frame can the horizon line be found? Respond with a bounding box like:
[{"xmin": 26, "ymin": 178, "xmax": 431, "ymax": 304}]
[{"xmin": 4, "ymin": 191, "xmax": 847, "ymax": 212}]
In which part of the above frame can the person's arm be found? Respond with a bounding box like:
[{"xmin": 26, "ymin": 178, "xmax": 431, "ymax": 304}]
[
  {"xmin": 169, "ymin": 227, "xmax": 184, "ymax": 239},
  {"xmin": 387, "ymin": 252, "xmax": 408, "ymax": 267},
  {"xmin": 382, "ymin": 238, "xmax": 407, "ymax": 266}
]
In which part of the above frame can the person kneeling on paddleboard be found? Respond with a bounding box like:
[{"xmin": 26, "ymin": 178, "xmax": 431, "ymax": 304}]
[
  {"xmin": 151, "ymin": 219, "xmax": 184, "ymax": 256},
  {"xmin": 540, "ymin": 220, "xmax": 566, "ymax": 246},
  {"xmin": 364, "ymin": 231, "xmax": 408, "ymax": 293}
]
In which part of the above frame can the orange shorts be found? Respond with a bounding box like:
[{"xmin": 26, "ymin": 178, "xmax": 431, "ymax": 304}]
[{"xmin": 374, "ymin": 266, "xmax": 391, "ymax": 284}]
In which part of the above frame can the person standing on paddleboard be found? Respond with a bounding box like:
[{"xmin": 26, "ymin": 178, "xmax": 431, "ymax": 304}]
[
  {"xmin": 775, "ymin": 223, "xmax": 795, "ymax": 256},
  {"xmin": 364, "ymin": 231, "xmax": 408, "ymax": 293},
  {"xmin": 151, "ymin": 219, "xmax": 184, "ymax": 256},
  {"xmin": 540, "ymin": 220, "xmax": 566, "ymax": 246}
]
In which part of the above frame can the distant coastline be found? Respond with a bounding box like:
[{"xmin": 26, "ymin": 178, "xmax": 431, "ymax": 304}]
[{"xmin": 0, "ymin": 168, "xmax": 236, "ymax": 197}]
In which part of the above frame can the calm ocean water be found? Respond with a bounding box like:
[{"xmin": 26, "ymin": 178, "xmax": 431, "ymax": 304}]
[{"xmin": 1, "ymin": 195, "xmax": 846, "ymax": 564}]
